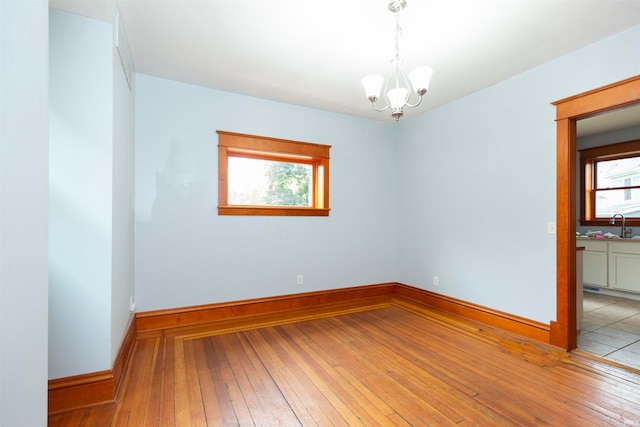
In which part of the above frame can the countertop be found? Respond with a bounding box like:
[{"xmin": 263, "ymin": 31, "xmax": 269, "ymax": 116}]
[{"xmin": 577, "ymin": 236, "xmax": 640, "ymax": 243}]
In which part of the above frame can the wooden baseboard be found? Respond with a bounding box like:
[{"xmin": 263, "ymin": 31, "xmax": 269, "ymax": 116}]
[
  {"xmin": 49, "ymin": 282, "xmax": 552, "ymax": 414},
  {"xmin": 48, "ymin": 371, "xmax": 114, "ymax": 414},
  {"xmin": 135, "ymin": 283, "xmax": 397, "ymax": 332},
  {"xmin": 48, "ymin": 314, "xmax": 137, "ymax": 414},
  {"xmin": 113, "ymin": 315, "xmax": 137, "ymax": 397},
  {"xmin": 392, "ymin": 283, "xmax": 551, "ymax": 343}
]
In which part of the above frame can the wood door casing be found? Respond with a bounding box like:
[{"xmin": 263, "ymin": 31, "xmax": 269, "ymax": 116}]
[{"xmin": 552, "ymin": 75, "xmax": 640, "ymax": 350}]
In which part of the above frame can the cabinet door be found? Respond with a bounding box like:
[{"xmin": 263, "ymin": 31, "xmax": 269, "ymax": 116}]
[
  {"xmin": 583, "ymin": 251, "xmax": 608, "ymax": 287},
  {"xmin": 609, "ymin": 252, "xmax": 640, "ymax": 293}
]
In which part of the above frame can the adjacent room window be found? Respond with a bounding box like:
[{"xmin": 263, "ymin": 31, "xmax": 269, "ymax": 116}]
[
  {"xmin": 217, "ymin": 131, "xmax": 331, "ymax": 216},
  {"xmin": 580, "ymin": 139, "xmax": 640, "ymax": 226}
]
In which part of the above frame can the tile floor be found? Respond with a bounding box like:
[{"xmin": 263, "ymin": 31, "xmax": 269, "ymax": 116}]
[{"xmin": 578, "ymin": 291, "xmax": 640, "ymax": 370}]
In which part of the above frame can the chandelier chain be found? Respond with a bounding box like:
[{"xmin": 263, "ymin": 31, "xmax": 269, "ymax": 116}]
[{"xmin": 394, "ymin": 13, "xmax": 402, "ymax": 60}]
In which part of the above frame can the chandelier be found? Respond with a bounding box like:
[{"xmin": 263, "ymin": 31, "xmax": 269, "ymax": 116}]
[{"xmin": 362, "ymin": 0, "xmax": 433, "ymax": 121}]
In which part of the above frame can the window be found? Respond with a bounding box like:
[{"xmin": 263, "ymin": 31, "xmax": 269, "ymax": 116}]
[
  {"xmin": 217, "ymin": 131, "xmax": 330, "ymax": 216},
  {"xmin": 580, "ymin": 139, "xmax": 640, "ymax": 226}
]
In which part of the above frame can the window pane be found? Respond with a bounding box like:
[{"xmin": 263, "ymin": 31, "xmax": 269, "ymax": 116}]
[
  {"xmin": 595, "ymin": 188, "xmax": 640, "ymax": 218},
  {"xmin": 595, "ymin": 156, "xmax": 640, "ymax": 189},
  {"xmin": 228, "ymin": 157, "xmax": 312, "ymax": 207}
]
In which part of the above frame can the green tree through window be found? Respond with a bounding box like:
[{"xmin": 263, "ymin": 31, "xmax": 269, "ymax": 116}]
[{"xmin": 264, "ymin": 161, "xmax": 312, "ymax": 206}]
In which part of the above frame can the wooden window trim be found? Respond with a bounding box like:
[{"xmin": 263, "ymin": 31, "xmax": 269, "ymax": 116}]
[
  {"xmin": 579, "ymin": 138, "xmax": 640, "ymax": 227},
  {"xmin": 217, "ymin": 130, "xmax": 330, "ymax": 216}
]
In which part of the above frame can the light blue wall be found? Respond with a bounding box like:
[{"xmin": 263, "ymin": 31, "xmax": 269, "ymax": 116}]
[
  {"xmin": 49, "ymin": 9, "xmax": 113, "ymax": 378},
  {"xmin": 396, "ymin": 25, "xmax": 640, "ymax": 323},
  {"xmin": 110, "ymin": 14, "xmax": 136, "ymax": 367},
  {"xmin": 135, "ymin": 76, "xmax": 399, "ymax": 311},
  {"xmin": 49, "ymin": 8, "xmax": 136, "ymax": 379},
  {"xmin": 0, "ymin": 1, "xmax": 49, "ymax": 425},
  {"xmin": 136, "ymin": 25, "xmax": 640, "ymax": 320}
]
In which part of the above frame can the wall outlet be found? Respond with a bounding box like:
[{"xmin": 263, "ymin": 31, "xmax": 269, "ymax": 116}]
[
  {"xmin": 297, "ymin": 275, "xmax": 303, "ymax": 285},
  {"xmin": 433, "ymin": 276, "xmax": 439, "ymax": 286},
  {"xmin": 129, "ymin": 296, "xmax": 136, "ymax": 313},
  {"xmin": 547, "ymin": 221, "xmax": 556, "ymax": 234}
]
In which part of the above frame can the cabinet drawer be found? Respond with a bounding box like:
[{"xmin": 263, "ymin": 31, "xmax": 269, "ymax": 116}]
[
  {"xmin": 609, "ymin": 241, "xmax": 640, "ymax": 255},
  {"xmin": 580, "ymin": 239, "xmax": 608, "ymax": 252}
]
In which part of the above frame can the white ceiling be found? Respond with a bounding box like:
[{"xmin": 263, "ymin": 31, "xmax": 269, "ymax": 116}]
[{"xmin": 52, "ymin": 0, "xmax": 640, "ymax": 125}]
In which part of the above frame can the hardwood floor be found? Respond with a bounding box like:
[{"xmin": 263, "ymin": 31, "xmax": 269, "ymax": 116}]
[{"xmin": 49, "ymin": 298, "xmax": 640, "ymax": 426}]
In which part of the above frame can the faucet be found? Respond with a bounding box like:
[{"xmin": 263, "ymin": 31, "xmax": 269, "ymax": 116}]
[{"xmin": 610, "ymin": 214, "xmax": 626, "ymax": 238}]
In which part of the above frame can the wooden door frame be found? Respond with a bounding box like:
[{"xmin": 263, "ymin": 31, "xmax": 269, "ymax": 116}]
[{"xmin": 550, "ymin": 75, "xmax": 640, "ymax": 350}]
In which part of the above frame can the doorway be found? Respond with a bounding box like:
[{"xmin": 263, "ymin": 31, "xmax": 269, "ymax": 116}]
[{"xmin": 551, "ymin": 75, "xmax": 640, "ymax": 351}]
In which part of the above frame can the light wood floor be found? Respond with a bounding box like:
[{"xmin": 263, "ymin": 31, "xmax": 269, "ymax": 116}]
[{"xmin": 49, "ymin": 299, "xmax": 640, "ymax": 426}]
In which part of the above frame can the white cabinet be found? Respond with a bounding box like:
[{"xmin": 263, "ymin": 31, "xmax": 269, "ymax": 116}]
[
  {"xmin": 581, "ymin": 239, "xmax": 608, "ymax": 288},
  {"xmin": 609, "ymin": 242, "xmax": 640, "ymax": 293},
  {"xmin": 579, "ymin": 238, "xmax": 640, "ymax": 294}
]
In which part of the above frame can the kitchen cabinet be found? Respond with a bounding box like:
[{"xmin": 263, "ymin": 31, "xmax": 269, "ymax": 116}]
[
  {"xmin": 609, "ymin": 241, "xmax": 640, "ymax": 293},
  {"xmin": 581, "ymin": 239, "xmax": 608, "ymax": 288}
]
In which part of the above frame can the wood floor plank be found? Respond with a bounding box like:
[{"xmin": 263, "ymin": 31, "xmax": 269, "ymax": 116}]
[
  {"xmin": 49, "ymin": 408, "xmax": 84, "ymax": 427},
  {"xmin": 199, "ymin": 335, "xmax": 244, "ymax": 425},
  {"xmin": 191, "ymin": 337, "xmax": 227, "ymax": 425},
  {"xmin": 213, "ymin": 333, "xmax": 288, "ymax": 425},
  {"xmin": 332, "ymin": 313, "xmax": 612, "ymax": 421},
  {"xmin": 142, "ymin": 332, "xmax": 170, "ymax": 427},
  {"xmin": 543, "ymin": 363, "xmax": 640, "ymax": 424},
  {"xmin": 233, "ymin": 332, "xmax": 302, "ymax": 425},
  {"xmin": 321, "ymin": 318, "xmax": 467, "ymax": 425},
  {"xmin": 242, "ymin": 328, "xmax": 319, "ymax": 426},
  {"xmin": 183, "ymin": 339, "xmax": 208, "ymax": 426},
  {"xmin": 155, "ymin": 331, "xmax": 177, "ymax": 427},
  {"xmin": 293, "ymin": 315, "xmax": 457, "ymax": 425},
  {"xmin": 49, "ymin": 304, "xmax": 640, "ymax": 426},
  {"xmin": 275, "ymin": 322, "xmax": 397, "ymax": 426},
  {"xmin": 296, "ymin": 332, "xmax": 400, "ymax": 423},
  {"xmin": 93, "ymin": 404, "xmax": 117, "ymax": 427},
  {"xmin": 75, "ymin": 407, "xmax": 100, "ymax": 426},
  {"xmin": 48, "ymin": 402, "xmax": 117, "ymax": 427},
  {"xmin": 171, "ymin": 336, "xmax": 193, "ymax": 426},
  {"xmin": 339, "ymin": 317, "xmax": 496, "ymax": 425},
  {"xmin": 111, "ymin": 336, "xmax": 161, "ymax": 427},
  {"xmin": 128, "ymin": 337, "xmax": 161, "ymax": 427},
  {"xmin": 363, "ymin": 309, "xmax": 605, "ymax": 425},
  {"xmin": 258, "ymin": 325, "xmax": 356, "ymax": 425}
]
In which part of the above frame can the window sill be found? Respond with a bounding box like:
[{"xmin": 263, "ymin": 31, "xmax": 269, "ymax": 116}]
[{"xmin": 218, "ymin": 206, "xmax": 330, "ymax": 217}]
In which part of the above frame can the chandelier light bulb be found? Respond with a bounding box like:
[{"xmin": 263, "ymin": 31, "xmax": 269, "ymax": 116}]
[
  {"xmin": 408, "ymin": 66, "xmax": 433, "ymax": 95},
  {"xmin": 361, "ymin": 74, "xmax": 384, "ymax": 102},
  {"xmin": 387, "ymin": 87, "xmax": 408, "ymax": 121}
]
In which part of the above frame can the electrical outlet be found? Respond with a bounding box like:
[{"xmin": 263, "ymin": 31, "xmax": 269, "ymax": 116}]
[
  {"xmin": 433, "ymin": 276, "xmax": 439, "ymax": 286},
  {"xmin": 297, "ymin": 275, "xmax": 303, "ymax": 285},
  {"xmin": 547, "ymin": 221, "xmax": 556, "ymax": 234}
]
